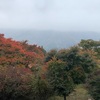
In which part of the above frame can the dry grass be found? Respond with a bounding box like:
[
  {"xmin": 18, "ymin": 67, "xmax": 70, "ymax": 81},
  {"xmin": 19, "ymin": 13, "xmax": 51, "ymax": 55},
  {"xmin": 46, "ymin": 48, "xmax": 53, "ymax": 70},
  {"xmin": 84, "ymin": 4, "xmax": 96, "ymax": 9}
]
[
  {"xmin": 48, "ymin": 84, "xmax": 93, "ymax": 100},
  {"xmin": 66, "ymin": 84, "xmax": 93, "ymax": 100}
]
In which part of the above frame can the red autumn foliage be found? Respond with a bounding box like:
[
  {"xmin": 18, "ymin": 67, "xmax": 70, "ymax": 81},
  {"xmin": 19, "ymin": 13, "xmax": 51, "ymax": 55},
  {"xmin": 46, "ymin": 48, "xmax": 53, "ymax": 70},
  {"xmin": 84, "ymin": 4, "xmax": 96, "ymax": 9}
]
[{"xmin": 0, "ymin": 34, "xmax": 45, "ymax": 69}]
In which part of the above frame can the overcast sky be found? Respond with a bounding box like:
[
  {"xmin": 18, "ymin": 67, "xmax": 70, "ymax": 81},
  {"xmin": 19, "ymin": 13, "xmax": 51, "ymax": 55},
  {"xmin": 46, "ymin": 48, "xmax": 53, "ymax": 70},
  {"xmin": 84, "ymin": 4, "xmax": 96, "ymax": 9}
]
[{"xmin": 0, "ymin": 0, "xmax": 100, "ymax": 32}]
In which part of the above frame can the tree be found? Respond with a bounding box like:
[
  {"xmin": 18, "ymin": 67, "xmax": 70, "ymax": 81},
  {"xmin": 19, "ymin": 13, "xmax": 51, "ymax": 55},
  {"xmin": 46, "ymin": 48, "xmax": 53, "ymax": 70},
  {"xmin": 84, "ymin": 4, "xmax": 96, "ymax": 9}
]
[
  {"xmin": 47, "ymin": 58, "xmax": 74, "ymax": 100},
  {"xmin": 0, "ymin": 66, "xmax": 53, "ymax": 100},
  {"xmin": 86, "ymin": 69, "xmax": 100, "ymax": 100},
  {"xmin": 56, "ymin": 46, "xmax": 96, "ymax": 84},
  {"xmin": 0, "ymin": 34, "xmax": 45, "ymax": 69},
  {"xmin": 70, "ymin": 66, "xmax": 86, "ymax": 84},
  {"xmin": 80, "ymin": 53, "xmax": 96, "ymax": 73},
  {"xmin": 57, "ymin": 46, "xmax": 96, "ymax": 73},
  {"xmin": 30, "ymin": 77, "xmax": 53, "ymax": 100},
  {"xmin": 79, "ymin": 39, "xmax": 100, "ymax": 59},
  {"xmin": 79, "ymin": 39, "xmax": 96, "ymax": 50},
  {"xmin": 0, "ymin": 66, "xmax": 32, "ymax": 100},
  {"xmin": 45, "ymin": 49, "xmax": 57, "ymax": 62},
  {"xmin": 56, "ymin": 47, "xmax": 81, "ymax": 71}
]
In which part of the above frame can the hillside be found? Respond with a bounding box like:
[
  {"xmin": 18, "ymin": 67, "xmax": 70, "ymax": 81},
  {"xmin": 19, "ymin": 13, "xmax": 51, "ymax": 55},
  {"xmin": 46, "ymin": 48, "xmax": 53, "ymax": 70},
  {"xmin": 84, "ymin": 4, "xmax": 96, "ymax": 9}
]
[
  {"xmin": 2, "ymin": 29, "xmax": 100, "ymax": 50},
  {"xmin": 0, "ymin": 33, "xmax": 100, "ymax": 100},
  {"xmin": 0, "ymin": 34, "xmax": 45, "ymax": 68}
]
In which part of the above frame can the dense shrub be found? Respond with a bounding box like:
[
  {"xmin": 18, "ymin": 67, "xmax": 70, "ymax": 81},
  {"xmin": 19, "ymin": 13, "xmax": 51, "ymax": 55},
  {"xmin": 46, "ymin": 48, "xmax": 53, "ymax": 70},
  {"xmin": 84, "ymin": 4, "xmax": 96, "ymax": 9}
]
[
  {"xmin": 86, "ymin": 70, "xmax": 100, "ymax": 100},
  {"xmin": 30, "ymin": 77, "xmax": 53, "ymax": 100},
  {"xmin": 0, "ymin": 66, "xmax": 32, "ymax": 100},
  {"xmin": 70, "ymin": 66, "xmax": 86, "ymax": 84}
]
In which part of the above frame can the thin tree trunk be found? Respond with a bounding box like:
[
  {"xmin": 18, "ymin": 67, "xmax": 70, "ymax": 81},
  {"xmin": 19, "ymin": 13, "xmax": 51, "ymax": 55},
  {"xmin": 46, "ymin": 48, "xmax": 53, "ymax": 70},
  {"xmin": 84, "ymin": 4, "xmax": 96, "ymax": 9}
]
[{"xmin": 64, "ymin": 95, "xmax": 66, "ymax": 100}]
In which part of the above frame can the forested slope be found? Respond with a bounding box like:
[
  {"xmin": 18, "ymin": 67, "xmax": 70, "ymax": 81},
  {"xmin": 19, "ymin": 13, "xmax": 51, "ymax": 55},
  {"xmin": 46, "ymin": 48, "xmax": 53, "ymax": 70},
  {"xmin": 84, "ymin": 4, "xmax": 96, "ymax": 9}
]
[
  {"xmin": 0, "ymin": 33, "xmax": 100, "ymax": 100},
  {"xmin": 0, "ymin": 34, "xmax": 45, "ymax": 68}
]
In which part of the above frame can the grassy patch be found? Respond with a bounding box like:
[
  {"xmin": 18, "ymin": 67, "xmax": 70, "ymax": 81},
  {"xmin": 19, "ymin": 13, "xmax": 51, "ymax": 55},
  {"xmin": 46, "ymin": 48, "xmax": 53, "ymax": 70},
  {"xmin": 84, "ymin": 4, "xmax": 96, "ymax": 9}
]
[
  {"xmin": 98, "ymin": 64, "xmax": 100, "ymax": 68},
  {"xmin": 48, "ymin": 84, "xmax": 93, "ymax": 100},
  {"xmin": 66, "ymin": 84, "xmax": 93, "ymax": 100}
]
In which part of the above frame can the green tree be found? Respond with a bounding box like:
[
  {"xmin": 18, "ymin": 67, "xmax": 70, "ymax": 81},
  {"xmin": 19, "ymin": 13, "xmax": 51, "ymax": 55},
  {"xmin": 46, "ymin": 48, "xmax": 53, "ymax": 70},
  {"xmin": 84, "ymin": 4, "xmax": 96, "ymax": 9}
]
[
  {"xmin": 86, "ymin": 69, "xmax": 100, "ymax": 100},
  {"xmin": 70, "ymin": 66, "xmax": 86, "ymax": 84},
  {"xmin": 56, "ymin": 46, "xmax": 96, "ymax": 85},
  {"xmin": 56, "ymin": 47, "xmax": 81, "ymax": 71},
  {"xmin": 79, "ymin": 39, "xmax": 100, "ymax": 58},
  {"xmin": 30, "ymin": 77, "xmax": 53, "ymax": 100},
  {"xmin": 47, "ymin": 58, "xmax": 74, "ymax": 100},
  {"xmin": 80, "ymin": 53, "xmax": 96, "ymax": 73},
  {"xmin": 57, "ymin": 46, "xmax": 96, "ymax": 73},
  {"xmin": 79, "ymin": 39, "xmax": 96, "ymax": 50},
  {"xmin": 45, "ymin": 49, "xmax": 57, "ymax": 62}
]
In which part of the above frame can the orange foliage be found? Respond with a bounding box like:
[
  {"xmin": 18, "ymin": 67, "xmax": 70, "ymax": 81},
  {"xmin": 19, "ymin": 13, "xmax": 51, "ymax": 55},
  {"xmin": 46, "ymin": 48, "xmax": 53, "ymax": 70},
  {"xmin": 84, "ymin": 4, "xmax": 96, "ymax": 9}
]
[{"xmin": 0, "ymin": 34, "xmax": 45, "ymax": 69}]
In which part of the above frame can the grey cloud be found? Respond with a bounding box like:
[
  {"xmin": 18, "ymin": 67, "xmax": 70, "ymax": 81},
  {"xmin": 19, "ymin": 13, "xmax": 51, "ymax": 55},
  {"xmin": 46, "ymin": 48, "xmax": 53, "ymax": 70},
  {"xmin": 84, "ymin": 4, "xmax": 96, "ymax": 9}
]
[{"xmin": 0, "ymin": 0, "xmax": 100, "ymax": 32}]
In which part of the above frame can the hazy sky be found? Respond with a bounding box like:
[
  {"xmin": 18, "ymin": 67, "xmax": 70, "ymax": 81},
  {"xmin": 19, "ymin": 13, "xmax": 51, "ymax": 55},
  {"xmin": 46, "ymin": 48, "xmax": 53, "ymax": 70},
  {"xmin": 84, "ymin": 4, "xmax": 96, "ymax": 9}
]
[{"xmin": 0, "ymin": 0, "xmax": 100, "ymax": 32}]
